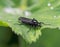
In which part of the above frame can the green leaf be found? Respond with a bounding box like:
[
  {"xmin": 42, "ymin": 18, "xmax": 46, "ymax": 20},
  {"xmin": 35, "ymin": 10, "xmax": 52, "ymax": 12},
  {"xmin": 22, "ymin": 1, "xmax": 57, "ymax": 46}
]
[
  {"xmin": 0, "ymin": 8, "xmax": 42, "ymax": 43},
  {"xmin": 0, "ymin": 0, "xmax": 60, "ymax": 43},
  {"xmin": 0, "ymin": 21, "xmax": 8, "ymax": 27}
]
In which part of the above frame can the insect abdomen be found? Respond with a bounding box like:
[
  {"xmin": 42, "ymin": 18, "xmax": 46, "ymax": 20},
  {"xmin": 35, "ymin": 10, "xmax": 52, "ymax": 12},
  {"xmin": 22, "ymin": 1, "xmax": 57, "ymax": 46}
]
[{"xmin": 19, "ymin": 17, "xmax": 33, "ymax": 24}]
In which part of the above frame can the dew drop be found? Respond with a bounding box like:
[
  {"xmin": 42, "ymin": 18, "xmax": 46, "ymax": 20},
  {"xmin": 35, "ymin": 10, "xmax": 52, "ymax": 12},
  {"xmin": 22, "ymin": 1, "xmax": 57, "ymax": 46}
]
[
  {"xmin": 24, "ymin": 11, "xmax": 32, "ymax": 17},
  {"xmin": 48, "ymin": 3, "xmax": 51, "ymax": 6},
  {"xmin": 50, "ymin": 7, "xmax": 54, "ymax": 10},
  {"xmin": 4, "ymin": 8, "xmax": 16, "ymax": 15},
  {"xmin": 4, "ymin": 8, "xmax": 13, "ymax": 13},
  {"xmin": 54, "ymin": 15, "xmax": 57, "ymax": 18}
]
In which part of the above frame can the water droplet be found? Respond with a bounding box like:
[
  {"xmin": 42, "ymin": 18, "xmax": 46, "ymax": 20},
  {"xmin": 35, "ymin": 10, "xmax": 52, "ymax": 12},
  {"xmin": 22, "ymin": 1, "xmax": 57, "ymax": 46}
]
[
  {"xmin": 4, "ymin": 8, "xmax": 13, "ymax": 13},
  {"xmin": 4, "ymin": 8, "xmax": 16, "ymax": 15},
  {"xmin": 50, "ymin": 7, "xmax": 54, "ymax": 10},
  {"xmin": 48, "ymin": 3, "xmax": 51, "ymax": 6},
  {"xmin": 24, "ymin": 11, "xmax": 32, "ymax": 17},
  {"xmin": 54, "ymin": 16, "xmax": 57, "ymax": 18}
]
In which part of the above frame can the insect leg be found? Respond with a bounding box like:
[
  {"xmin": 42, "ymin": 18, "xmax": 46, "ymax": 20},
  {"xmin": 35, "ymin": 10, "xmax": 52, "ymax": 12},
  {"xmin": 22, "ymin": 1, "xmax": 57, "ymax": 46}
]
[{"xmin": 27, "ymin": 24, "xmax": 34, "ymax": 32}]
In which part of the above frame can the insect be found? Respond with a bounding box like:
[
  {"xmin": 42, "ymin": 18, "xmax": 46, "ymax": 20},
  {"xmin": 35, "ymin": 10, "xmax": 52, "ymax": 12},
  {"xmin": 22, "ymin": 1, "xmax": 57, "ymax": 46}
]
[
  {"xmin": 18, "ymin": 17, "xmax": 44, "ymax": 27},
  {"xmin": 18, "ymin": 17, "xmax": 49, "ymax": 32}
]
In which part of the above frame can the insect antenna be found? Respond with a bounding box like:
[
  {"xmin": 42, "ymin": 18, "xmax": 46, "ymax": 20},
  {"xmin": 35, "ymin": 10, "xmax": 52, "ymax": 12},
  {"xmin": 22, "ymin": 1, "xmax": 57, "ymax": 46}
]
[{"xmin": 39, "ymin": 22, "xmax": 51, "ymax": 25}]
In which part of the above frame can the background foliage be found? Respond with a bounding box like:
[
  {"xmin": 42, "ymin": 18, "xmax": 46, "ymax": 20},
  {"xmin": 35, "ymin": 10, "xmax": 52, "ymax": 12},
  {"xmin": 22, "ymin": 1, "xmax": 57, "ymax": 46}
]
[{"xmin": 0, "ymin": 0, "xmax": 60, "ymax": 47}]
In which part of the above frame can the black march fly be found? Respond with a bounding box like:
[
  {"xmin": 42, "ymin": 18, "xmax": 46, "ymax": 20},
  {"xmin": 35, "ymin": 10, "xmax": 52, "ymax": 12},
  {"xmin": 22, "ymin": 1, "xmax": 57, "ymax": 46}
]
[{"xmin": 18, "ymin": 17, "xmax": 50, "ymax": 32}]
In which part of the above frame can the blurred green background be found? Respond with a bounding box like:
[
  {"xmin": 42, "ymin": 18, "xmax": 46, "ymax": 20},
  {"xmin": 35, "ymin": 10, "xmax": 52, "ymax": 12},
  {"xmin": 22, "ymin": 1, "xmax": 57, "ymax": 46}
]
[
  {"xmin": 0, "ymin": 26, "xmax": 60, "ymax": 47},
  {"xmin": 0, "ymin": 0, "xmax": 60, "ymax": 47}
]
